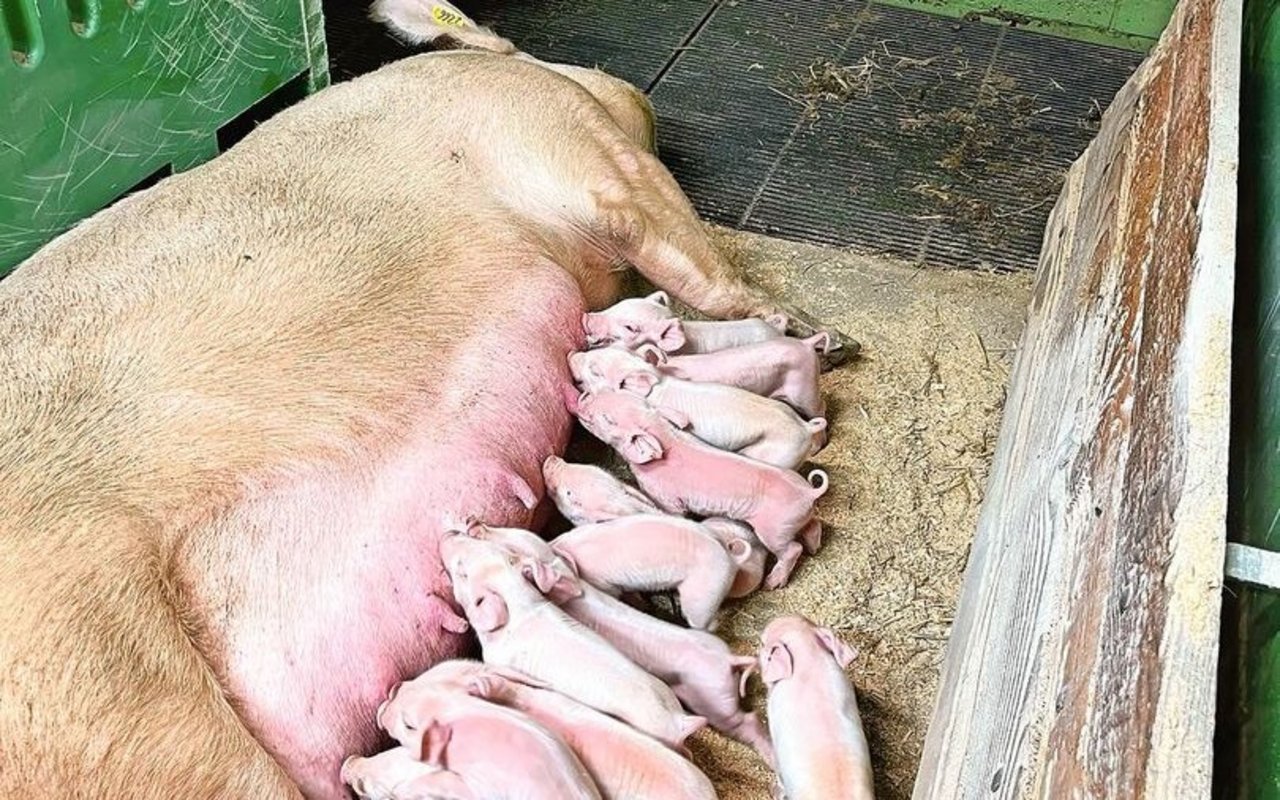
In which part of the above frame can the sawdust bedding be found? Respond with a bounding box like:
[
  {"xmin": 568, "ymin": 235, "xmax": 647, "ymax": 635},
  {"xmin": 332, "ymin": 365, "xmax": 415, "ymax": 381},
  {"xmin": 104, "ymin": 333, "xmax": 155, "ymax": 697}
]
[{"xmin": 564, "ymin": 228, "xmax": 1033, "ymax": 799}]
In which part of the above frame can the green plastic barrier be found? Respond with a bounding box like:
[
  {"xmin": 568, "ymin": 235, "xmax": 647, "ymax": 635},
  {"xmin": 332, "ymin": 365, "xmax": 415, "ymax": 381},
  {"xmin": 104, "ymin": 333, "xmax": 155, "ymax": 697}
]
[
  {"xmin": 876, "ymin": 0, "xmax": 1177, "ymax": 50},
  {"xmin": 0, "ymin": 0, "xmax": 329, "ymax": 275},
  {"xmin": 1223, "ymin": 0, "xmax": 1280, "ymax": 797}
]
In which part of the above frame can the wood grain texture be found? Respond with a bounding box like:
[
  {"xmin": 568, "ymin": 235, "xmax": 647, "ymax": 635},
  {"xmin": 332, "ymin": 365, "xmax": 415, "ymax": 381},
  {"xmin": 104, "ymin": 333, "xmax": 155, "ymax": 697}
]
[{"xmin": 912, "ymin": 0, "xmax": 1239, "ymax": 797}]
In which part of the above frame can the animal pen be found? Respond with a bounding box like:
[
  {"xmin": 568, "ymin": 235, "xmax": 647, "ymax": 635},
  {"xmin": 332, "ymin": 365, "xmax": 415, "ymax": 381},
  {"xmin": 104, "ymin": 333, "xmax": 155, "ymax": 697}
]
[{"xmin": 1, "ymin": 0, "xmax": 1276, "ymax": 796}]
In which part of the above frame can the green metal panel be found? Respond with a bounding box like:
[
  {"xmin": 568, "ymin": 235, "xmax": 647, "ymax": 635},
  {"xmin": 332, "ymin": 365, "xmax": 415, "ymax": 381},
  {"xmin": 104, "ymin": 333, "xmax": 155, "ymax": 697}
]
[
  {"xmin": 875, "ymin": 0, "xmax": 1178, "ymax": 51},
  {"xmin": 1223, "ymin": 0, "xmax": 1280, "ymax": 797},
  {"xmin": 0, "ymin": 0, "xmax": 329, "ymax": 275}
]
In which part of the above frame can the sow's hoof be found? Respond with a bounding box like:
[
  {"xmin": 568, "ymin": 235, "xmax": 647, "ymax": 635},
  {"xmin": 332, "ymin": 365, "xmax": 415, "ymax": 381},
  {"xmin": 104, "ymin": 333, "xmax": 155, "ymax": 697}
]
[{"xmin": 779, "ymin": 304, "xmax": 860, "ymax": 370}]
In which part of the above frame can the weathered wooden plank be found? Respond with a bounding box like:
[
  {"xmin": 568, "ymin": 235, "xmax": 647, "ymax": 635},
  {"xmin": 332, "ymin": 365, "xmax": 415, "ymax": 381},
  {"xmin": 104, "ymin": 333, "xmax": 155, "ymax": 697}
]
[
  {"xmin": 1225, "ymin": 544, "xmax": 1280, "ymax": 592},
  {"xmin": 912, "ymin": 0, "xmax": 1239, "ymax": 797}
]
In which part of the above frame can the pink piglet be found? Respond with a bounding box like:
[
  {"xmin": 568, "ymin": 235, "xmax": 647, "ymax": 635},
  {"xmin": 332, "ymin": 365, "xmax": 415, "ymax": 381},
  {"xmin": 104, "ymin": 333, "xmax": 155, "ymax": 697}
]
[
  {"xmin": 638, "ymin": 333, "xmax": 829, "ymax": 420},
  {"xmin": 551, "ymin": 514, "xmax": 752, "ymax": 631},
  {"xmin": 541, "ymin": 455, "xmax": 661, "ymax": 526},
  {"xmin": 758, "ymin": 616, "xmax": 875, "ymax": 800}
]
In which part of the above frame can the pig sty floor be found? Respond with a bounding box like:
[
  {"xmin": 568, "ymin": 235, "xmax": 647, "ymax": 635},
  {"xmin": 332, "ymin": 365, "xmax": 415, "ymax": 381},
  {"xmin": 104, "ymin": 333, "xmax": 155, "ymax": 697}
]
[{"xmin": 561, "ymin": 229, "xmax": 1032, "ymax": 799}]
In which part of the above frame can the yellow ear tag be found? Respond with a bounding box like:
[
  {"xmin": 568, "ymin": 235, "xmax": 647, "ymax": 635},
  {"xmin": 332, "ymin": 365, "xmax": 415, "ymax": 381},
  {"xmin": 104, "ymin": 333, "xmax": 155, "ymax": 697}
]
[{"xmin": 431, "ymin": 4, "xmax": 469, "ymax": 28}]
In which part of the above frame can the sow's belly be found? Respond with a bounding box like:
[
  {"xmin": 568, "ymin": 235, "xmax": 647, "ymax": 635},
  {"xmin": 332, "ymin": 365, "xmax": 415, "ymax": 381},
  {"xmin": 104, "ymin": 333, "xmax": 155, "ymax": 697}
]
[{"xmin": 179, "ymin": 268, "xmax": 587, "ymax": 799}]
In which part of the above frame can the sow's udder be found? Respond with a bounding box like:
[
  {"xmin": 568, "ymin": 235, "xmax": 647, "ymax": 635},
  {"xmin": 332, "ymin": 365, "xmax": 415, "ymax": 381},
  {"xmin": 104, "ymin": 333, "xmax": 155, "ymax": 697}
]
[{"xmin": 180, "ymin": 270, "xmax": 587, "ymax": 799}]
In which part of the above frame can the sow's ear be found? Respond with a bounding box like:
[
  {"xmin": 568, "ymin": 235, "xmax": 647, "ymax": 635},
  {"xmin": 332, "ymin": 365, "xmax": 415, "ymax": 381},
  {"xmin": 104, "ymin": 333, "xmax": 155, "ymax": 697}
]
[
  {"xmin": 468, "ymin": 591, "xmax": 509, "ymax": 633},
  {"xmin": 759, "ymin": 642, "xmax": 795, "ymax": 684},
  {"xmin": 622, "ymin": 432, "xmax": 664, "ymax": 464},
  {"xmin": 815, "ymin": 626, "xmax": 858, "ymax": 669}
]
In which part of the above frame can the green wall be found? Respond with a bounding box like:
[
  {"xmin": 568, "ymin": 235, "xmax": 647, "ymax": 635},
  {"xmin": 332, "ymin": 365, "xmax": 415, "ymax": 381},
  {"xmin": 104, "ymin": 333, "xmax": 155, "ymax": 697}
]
[{"xmin": 880, "ymin": 0, "xmax": 1178, "ymax": 50}]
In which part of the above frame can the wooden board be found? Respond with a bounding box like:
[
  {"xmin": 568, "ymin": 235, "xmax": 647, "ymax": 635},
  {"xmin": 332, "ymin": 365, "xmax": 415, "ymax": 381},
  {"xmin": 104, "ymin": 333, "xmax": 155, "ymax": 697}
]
[{"xmin": 912, "ymin": 0, "xmax": 1239, "ymax": 796}]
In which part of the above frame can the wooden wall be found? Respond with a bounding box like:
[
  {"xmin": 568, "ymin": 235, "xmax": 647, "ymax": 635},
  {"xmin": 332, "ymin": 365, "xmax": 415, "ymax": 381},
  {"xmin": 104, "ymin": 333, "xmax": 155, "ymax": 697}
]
[{"xmin": 913, "ymin": 0, "xmax": 1240, "ymax": 796}]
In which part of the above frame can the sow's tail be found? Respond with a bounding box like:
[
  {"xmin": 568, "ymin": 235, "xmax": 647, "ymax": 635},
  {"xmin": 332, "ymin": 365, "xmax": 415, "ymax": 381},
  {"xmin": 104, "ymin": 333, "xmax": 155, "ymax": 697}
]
[{"xmin": 371, "ymin": 0, "xmax": 517, "ymax": 54}]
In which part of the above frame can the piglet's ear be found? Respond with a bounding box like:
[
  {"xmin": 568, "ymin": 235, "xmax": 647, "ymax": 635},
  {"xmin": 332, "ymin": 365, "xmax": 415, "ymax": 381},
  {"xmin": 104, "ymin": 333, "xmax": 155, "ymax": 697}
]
[
  {"xmin": 522, "ymin": 559, "xmax": 580, "ymax": 602},
  {"xmin": 760, "ymin": 643, "xmax": 795, "ymax": 685},
  {"xmin": 546, "ymin": 573, "xmax": 583, "ymax": 604},
  {"xmin": 646, "ymin": 290, "xmax": 671, "ymax": 307},
  {"xmin": 466, "ymin": 673, "xmax": 515, "ymax": 702},
  {"xmin": 657, "ymin": 405, "xmax": 691, "ymax": 430},
  {"xmin": 562, "ymin": 384, "xmax": 583, "ymax": 415},
  {"xmin": 522, "ymin": 559, "xmax": 558, "ymax": 594},
  {"xmin": 657, "ymin": 318, "xmax": 686, "ymax": 352},
  {"xmin": 816, "ymin": 627, "xmax": 858, "ymax": 669},
  {"xmin": 623, "ymin": 432, "xmax": 664, "ymax": 464},
  {"xmin": 636, "ymin": 344, "xmax": 668, "ymax": 366},
  {"xmin": 621, "ymin": 371, "xmax": 658, "ymax": 396},
  {"xmin": 420, "ymin": 721, "xmax": 453, "ymax": 767},
  {"xmin": 468, "ymin": 591, "xmax": 509, "ymax": 633},
  {"xmin": 491, "ymin": 664, "xmax": 550, "ymax": 689}
]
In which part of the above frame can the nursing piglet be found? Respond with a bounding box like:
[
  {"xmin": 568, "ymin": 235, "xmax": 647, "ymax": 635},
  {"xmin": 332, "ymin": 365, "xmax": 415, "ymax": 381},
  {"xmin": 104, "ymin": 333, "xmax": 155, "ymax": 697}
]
[
  {"xmin": 542, "ymin": 455, "xmax": 661, "ymax": 526},
  {"xmin": 405, "ymin": 660, "xmax": 718, "ymax": 800},
  {"xmin": 439, "ymin": 534, "xmax": 703, "ymax": 748},
  {"xmin": 638, "ymin": 333, "xmax": 828, "ymax": 420},
  {"xmin": 341, "ymin": 747, "xmax": 469, "ymax": 800},
  {"xmin": 572, "ymin": 389, "xmax": 829, "ymax": 589},
  {"xmin": 450, "ymin": 518, "xmax": 580, "ymax": 603},
  {"xmin": 375, "ymin": 672, "xmax": 599, "ymax": 800},
  {"xmin": 552, "ymin": 515, "xmax": 751, "ymax": 630},
  {"xmin": 582, "ymin": 291, "xmax": 789, "ymax": 354},
  {"xmin": 758, "ymin": 616, "xmax": 875, "ymax": 800},
  {"xmin": 569, "ymin": 347, "xmax": 827, "ymax": 469},
  {"xmin": 559, "ymin": 583, "xmax": 773, "ymax": 761}
]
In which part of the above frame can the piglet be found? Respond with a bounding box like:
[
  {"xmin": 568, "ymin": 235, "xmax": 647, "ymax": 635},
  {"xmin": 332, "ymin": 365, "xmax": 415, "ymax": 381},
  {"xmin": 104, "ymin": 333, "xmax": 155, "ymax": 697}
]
[
  {"xmin": 638, "ymin": 333, "xmax": 828, "ymax": 420},
  {"xmin": 552, "ymin": 515, "xmax": 751, "ymax": 630},
  {"xmin": 572, "ymin": 389, "xmax": 829, "ymax": 589},
  {"xmin": 582, "ymin": 292, "xmax": 685, "ymax": 350},
  {"xmin": 440, "ymin": 534, "xmax": 704, "ymax": 748},
  {"xmin": 542, "ymin": 455, "xmax": 661, "ymax": 526},
  {"xmin": 569, "ymin": 347, "xmax": 827, "ymax": 469},
  {"xmin": 561, "ymin": 582, "xmax": 773, "ymax": 762},
  {"xmin": 758, "ymin": 616, "xmax": 875, "ymax": 800},
  {"xmin": 582, "ymin": 291, "xmax": 788, "ymax": 354},
  {"xmin": 375, "ymin": 677, "xmax": 599, "ymax": 800},
  {"xmin": 408, "ymin": 660, "xmax": 719, "ymax": 800},
  {"xmin": 341, "ymin": 747, "xmax": 470, "ymax": 800}
]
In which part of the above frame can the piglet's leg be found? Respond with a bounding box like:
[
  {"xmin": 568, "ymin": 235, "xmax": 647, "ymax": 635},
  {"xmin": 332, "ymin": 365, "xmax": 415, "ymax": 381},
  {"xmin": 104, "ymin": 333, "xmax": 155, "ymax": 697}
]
[
  {"xmin": 605, "ymin": 151, "xmax": 858, "ymax": 366},
  {"xmin": 676, "ymin": 573, "xmax": 729, "ymax": 632},
  {"xmin": 763, "ymin": 541, "xmax": 804, "ymax": 591},
  {"xmin": 799, "ymin": 518, "xmax": 824, "ymax": 556}
]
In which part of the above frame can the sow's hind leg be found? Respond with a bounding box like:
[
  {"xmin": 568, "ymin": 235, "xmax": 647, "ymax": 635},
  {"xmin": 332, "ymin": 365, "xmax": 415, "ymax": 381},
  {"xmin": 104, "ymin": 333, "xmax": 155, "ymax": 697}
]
[
  {"xmin": 600, "ymin": 145, "xmax": 859, "ymax": 366},
  {"xmin": 2, "ymin": 561, "xmax": 302, "ymax": 799},
  {"xmin": 495, "ymin": 63, "xmax": 857, "ymax": 367}
]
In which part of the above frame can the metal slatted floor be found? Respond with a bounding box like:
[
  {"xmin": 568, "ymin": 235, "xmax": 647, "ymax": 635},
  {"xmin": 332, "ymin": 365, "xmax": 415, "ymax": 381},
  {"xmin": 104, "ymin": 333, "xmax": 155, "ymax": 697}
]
[{"xmin": 323, "ymin": 0, "xmax": 1141, "ymax": 271}]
